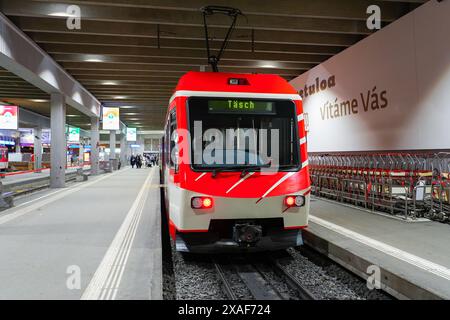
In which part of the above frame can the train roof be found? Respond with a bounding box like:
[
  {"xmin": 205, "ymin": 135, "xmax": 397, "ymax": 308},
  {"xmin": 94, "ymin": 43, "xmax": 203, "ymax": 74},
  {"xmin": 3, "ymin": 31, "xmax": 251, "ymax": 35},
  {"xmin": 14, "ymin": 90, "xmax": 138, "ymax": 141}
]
[{"xmin": 174, "ymin": 71, "xmax": 298, "ymax": 95}]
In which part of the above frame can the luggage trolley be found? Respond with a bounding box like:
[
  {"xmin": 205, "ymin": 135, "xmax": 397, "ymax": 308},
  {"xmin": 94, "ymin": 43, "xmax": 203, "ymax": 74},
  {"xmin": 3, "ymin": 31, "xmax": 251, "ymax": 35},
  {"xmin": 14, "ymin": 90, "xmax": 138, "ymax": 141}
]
[{"xmin": 429, "ymin": 153, "xmax": 450, "ymax": 222}]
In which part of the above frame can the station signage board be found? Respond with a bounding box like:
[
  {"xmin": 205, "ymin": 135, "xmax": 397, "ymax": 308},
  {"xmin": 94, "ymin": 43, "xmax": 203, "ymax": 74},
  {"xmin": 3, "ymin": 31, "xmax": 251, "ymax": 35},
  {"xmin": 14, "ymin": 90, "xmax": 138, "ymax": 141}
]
[
  {"xmin": 19, "ymin": 129, "xmax": 34, "ymax": 146},
  {"xmin": 0, "ymin": 106, "xmax": 18, "ymax": 130},
  {"xmin": 42, "ymin": 129, "xmax": 51, "ymax": 145},
  {"xmin": 127, "ymin": 127, "xmax": 137, "ymax": 141},
  {"xmin": 102, "ymin": 107, "xmax": 120, "ymax": 130},
  {"xmin": 68, "ymin": 126, "xmax": 80, "ymax": 142}
]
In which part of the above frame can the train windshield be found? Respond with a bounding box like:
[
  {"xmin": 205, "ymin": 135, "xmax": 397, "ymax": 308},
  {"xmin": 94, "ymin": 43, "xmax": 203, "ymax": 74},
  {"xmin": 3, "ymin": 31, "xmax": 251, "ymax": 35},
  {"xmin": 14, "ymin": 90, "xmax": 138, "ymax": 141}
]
[{"xmin": 187, "ymin": 97, "xmax": 300, "ymax": 171}]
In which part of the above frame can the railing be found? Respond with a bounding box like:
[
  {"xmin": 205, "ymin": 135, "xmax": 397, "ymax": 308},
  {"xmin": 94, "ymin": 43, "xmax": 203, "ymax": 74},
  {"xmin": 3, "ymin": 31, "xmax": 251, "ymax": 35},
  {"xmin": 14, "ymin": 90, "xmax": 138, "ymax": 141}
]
[
  {"xmin": 0, "ymin": 162, "xmax": 95, "ymax": 178},
  {"xmin": 309, "ymin": 152, "xmax": 449, "ymax": 223}
]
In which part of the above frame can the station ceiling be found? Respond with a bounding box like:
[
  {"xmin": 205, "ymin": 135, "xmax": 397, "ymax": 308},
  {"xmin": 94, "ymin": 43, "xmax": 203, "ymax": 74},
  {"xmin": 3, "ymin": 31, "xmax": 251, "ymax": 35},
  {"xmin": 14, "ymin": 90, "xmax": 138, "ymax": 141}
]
[
  {"xmin": 0, "ymin": 0, "xmax": 427, "ymax": 130},
  {"xmin": 0, "ymin": 67, "xmax": 92, "ymax": 129}
]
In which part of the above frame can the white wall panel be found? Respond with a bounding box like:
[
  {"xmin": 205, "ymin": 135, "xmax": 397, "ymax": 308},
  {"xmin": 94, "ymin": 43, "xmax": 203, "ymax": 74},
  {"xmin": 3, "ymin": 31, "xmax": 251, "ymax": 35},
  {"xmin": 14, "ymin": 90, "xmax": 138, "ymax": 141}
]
[{"xmin": 290, "ymin": 1, "xmax": 450, "ymax": 152}]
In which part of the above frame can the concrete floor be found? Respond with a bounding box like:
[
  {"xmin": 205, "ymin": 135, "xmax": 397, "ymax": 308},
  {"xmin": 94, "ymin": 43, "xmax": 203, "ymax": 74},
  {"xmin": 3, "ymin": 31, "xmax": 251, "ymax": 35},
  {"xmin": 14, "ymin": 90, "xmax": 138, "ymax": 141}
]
[
  {"xmin": 0, "ymin": 166, "xmax": 162, "ymax": 300},
  {"xmin": 308, "ymin": 198, "xmax": 450, "ymax": 299}
]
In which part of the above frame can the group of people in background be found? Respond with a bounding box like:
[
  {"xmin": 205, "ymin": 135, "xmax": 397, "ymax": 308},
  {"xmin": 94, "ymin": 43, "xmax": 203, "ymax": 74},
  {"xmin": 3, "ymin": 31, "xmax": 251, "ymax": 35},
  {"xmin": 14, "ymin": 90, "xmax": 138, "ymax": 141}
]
[
  {"xmin": 130, "ymin": 154, "xmax": 143, "ymax": 168},
  {"xmin": 130, "ymin": 154, "xmax": 158, "ymax": 168},
  {"xmin": 145, "ymin": 154, "xmax": 158, "ymax": 167}
]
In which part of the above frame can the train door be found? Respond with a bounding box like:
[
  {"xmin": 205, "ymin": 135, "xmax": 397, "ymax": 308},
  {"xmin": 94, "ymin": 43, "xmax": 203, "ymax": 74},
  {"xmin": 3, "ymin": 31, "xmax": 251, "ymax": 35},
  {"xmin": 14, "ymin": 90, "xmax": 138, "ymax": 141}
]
[
  {"xmin": 160, "ymin": 136, "xmax": 165, "ymax": 184},
  {"xmin": 163, "ymin": 108, "xmax": 177, "ymax": 211}
]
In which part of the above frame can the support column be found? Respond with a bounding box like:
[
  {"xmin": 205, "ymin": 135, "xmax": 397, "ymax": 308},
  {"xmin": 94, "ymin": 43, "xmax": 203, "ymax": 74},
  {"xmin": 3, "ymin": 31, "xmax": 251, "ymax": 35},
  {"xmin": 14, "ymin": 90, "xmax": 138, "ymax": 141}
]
[
  {"xmin": 120, "ymin": 132, "xmax": 127, "ymax": 169},
  {"xmin": 79, "ymin": 143, "xmax": 84, "ymax": 166},
  {"xmin": 15, "ymin": 137, "xmax": 20, "ymax": 153},
  {"xmin": 90, "ymin": 117, "xmax": 100, "ymax": 175},
  {"xmin": 50, "ymin": 93, "xmax": 66, "ymax": 188},
  {"xmin": 34, "ymin": 127, "xmax": 42, "ymax": 172},
  {"xmin": 109, "ymin": 130, "xmax": 117, "ymax": 170}
]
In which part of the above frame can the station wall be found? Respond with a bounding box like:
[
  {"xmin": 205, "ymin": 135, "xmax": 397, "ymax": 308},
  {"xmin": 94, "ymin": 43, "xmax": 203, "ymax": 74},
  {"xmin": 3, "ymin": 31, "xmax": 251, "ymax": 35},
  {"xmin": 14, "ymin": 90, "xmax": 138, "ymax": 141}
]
[{"xmin": 290, "ymin": 0, "xmax": 450, "ymax": 153}]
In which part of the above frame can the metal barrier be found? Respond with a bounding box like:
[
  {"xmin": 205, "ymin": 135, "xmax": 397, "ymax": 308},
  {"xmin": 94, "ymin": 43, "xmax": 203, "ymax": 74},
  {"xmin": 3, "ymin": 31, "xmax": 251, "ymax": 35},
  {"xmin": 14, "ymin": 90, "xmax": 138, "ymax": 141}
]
[
  {"xmin": 0, "ymin": 180, "xmax": 14, "ymax": 209},
  {"xmin": 99, "ymin": 161, "xmax": 112, "ymax": 173},
  {"xmin": 76, "ymin": 168, "xmax": 89, "ymax": 182},
  {"xmin": 310, "ymin": 152, "xmax": 449, "ymax": 223}
]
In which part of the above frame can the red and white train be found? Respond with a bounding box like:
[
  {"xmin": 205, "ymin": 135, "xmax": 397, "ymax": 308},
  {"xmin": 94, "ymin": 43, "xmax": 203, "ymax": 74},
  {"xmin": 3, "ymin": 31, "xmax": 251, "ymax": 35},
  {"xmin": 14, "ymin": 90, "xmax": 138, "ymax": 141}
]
[{"xmin": 161, "ymin": 71, "xmax": 310, "ymax": 252}]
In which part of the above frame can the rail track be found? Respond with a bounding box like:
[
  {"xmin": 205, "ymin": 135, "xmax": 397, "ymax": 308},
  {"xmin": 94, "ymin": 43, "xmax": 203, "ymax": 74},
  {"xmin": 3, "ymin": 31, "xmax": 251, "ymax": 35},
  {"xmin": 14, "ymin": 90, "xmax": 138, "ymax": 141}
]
[{"xmin": 213, "ymin": 253, "xmax": 316, "ymax": 300}]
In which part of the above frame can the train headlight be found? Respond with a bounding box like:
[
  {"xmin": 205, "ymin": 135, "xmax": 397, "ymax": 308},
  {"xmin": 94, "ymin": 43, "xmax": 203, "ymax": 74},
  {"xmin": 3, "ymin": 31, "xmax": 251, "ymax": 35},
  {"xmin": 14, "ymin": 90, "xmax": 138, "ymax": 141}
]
[
  {"xmin": 202, "ymin": 198, "xmax": 213, "ymax": 208},
  {"xmin": 191, "ymin": 196, "xmax": 214, "ymax": 209},
  {"xmin": 284, "ymin": 195, "xmax": 305, "ymax": 207}
]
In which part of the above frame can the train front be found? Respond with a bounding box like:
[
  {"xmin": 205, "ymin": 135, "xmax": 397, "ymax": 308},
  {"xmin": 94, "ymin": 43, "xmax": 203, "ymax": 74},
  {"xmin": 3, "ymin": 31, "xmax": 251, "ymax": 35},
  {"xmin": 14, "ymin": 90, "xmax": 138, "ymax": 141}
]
[{"xmin": 167, "ymin": 73, "xmax": 310, "ymax": 253}]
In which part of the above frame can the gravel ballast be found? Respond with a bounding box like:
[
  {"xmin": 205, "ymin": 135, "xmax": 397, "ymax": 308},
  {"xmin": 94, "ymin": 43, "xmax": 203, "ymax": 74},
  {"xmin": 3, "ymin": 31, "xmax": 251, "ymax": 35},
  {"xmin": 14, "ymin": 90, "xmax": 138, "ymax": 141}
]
[
  {"xmin": 164, "ymin": 241, "xmax": 391, "ymax": 300},
  {"xmin": 170, "ymin": 243, "xmax": 227, "ymax": 300},
  {"xmin": 280, "ymin": 247, "xmax": 391, "ymax": 300}
]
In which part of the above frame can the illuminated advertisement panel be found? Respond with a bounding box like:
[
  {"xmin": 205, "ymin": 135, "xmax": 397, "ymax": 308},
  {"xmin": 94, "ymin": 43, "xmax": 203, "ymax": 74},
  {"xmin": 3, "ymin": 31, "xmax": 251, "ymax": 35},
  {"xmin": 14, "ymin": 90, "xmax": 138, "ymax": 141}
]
[
  {"xmin": 127, "ymin": 127, "xmax": 137, "ymax": 141},
  {"xmin": 0, "ymin": 106, "xmax": 18, "ymax": 130},
  {"xmin": 19, "ymin": 129, "xmax": 34, "ymax": 146},
  {"xmin": 102, "ymin": 107, "xmax": 120, "ymax": 130},
  {"xmin": 68, "ymin": 127, "xmax": 80, "ymax": 142},
  {"xmin": 42, "ymin": 129, "xmax": 51, "ymax": 145}
]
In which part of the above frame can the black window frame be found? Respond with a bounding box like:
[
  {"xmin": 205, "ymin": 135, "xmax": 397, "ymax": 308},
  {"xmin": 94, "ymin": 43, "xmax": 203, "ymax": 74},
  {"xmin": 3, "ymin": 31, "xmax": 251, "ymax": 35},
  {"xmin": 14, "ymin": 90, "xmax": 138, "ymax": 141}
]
[
  {"xmin": 168, "ymin": 109, "xmax": 178, "ymax": 172},
  {"xmin": 186, "ymin": 97, "xmax": 302, "ymax": 173}
]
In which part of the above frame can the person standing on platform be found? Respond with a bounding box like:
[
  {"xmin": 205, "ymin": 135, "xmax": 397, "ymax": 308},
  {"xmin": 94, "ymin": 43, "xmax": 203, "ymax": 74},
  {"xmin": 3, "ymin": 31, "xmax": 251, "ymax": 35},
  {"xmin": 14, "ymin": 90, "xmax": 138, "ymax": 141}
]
[
  {"xmin": 136, "ymin": 154, "xmax": 142, "ymax": 169},
  {"xmin": 130, "ymin": 154, "xmax": 136, "ymax": 168}
]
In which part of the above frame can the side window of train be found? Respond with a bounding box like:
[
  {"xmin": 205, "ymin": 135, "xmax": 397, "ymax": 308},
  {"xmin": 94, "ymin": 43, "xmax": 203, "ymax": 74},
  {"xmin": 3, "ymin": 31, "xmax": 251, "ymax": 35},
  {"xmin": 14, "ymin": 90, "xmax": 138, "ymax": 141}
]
[
  {"xmin": 164, "ymin": 119, "xmax": 170, "ymax": 166},
  {"xmin": 169, "ymin": 109, "xmax": 178, "ymax": 172}
]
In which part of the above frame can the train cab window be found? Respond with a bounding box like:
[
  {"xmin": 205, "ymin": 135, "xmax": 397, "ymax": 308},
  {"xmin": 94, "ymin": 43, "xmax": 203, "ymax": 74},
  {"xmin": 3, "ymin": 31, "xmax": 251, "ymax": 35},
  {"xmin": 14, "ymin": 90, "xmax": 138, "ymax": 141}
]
[
  {"xmin": 169, "ymin": 110, "xmax": 178, "ymax": 172},
  {"xmin": 187, "ymin": 97, "xmax": 301, "ymax": 172}
]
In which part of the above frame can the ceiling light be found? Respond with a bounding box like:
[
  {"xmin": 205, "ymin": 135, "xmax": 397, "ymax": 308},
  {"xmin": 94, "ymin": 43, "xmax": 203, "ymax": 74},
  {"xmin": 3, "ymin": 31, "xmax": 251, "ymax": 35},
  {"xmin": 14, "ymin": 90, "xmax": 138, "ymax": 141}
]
[
  {"xmin": 259, "ymin": 61, "xmax": 279, "ymax": 68},
  {"xmin": 30, "ymin": 99, "xmax": 48, "ymax": 103},
  {"xmin": 114, "ymin": 96, "xmax": 127, "ymax": 99},
  {"xmin": 48, "ymin": 12, "xmax": 76, "ymax": 17},
  {"xmin": 119, "ymin": 106, "xmax": 136, "ymax": 109},
  {"xmin": 82, "ymin": 55, "xmax": 106, "ymax": 63},
  {"xmin": 102, "ymin": 81, "xmax": 118, "ymax": 86},
  {"xmin": 67, "ymin": 114, "xmax": 80, "ymax": 117}
]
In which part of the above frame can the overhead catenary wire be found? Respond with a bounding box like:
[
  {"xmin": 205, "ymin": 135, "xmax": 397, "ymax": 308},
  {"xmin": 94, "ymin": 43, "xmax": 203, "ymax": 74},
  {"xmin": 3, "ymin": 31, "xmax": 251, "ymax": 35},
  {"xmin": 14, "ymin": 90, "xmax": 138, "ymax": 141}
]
[{"xmin": 201, "ymin": 6, "xmax": 243, "ymax": 72}]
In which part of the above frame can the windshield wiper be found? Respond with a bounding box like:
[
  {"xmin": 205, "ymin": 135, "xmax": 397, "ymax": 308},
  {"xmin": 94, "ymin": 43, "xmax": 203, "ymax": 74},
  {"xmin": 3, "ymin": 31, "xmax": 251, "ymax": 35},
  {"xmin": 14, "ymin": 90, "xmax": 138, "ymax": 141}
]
[
  {"xmin": 239, "ymin": 164, "xmax": 272, "ymax": 178},
  {"xmin": 274, "ymin": 164, "xmax": 299, "ymax": 169},
  {"xmin": 210, "ymin": 164, "xmax": 271, "ymax": 178},
  {"xmin": 209, "ymin": 163, "xmax": 300, "ymax": 178}
]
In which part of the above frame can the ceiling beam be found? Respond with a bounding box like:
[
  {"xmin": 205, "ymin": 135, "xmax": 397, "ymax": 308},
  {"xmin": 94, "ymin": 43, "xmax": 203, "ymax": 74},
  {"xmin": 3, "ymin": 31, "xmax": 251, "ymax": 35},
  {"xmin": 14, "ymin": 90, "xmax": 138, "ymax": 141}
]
[
  {"xmin": 30, "ymin": 0, "xmax": 422, "ymax": 21},
  {"xmin": 84, "ymin": 84, "xmax": 176, "ymax": 89},
  {"xmin": 30, "ymin": 33, "xmax": 342, "ymax": 56},
  {"xmin": 61, "ymin": 62, "xmax": 307, "ymax": 75},
  {"xmin": 81, "ymin": 80, "xmax": 179, "ymax": 85},
  {"xmin": 0, "ymin": 0, "xmax": 382, "ymax": 34},
  {"xmin": 0, "ymin": 12, "xmax": 101, "ymax": 117},
  {"xmin": 12, "ymin": 16, "xmax": 363, "ymax": 47},
  {"xmin": 40, "ymin": 43, "xmax": 331, "ymax": 63},
  {"xmin": 0, "ymin": 94, "xmax": 49, "ymax": 99},
  {"xmin": 50, "ymin": 53, "xmax": 317, "ymax": 69}
]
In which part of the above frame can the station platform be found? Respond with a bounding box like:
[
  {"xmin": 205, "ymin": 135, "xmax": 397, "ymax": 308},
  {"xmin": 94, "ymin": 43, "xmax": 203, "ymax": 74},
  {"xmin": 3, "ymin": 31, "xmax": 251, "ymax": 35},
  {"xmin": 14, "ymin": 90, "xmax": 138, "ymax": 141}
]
[
  {"xmin": 305, "ymin": 198, "xmax": 450, "ymax": 299},
  {"xmin": 0, "ymin": 166, "xmax": 162, "ymax": 300}
]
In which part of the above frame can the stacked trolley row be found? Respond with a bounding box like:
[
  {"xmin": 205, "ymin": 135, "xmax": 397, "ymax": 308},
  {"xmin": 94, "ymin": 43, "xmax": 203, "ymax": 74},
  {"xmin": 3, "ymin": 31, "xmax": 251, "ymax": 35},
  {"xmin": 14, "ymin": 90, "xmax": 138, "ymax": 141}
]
[{"xmin": 309, "ymin": 152, "xmax": 450, "ymax": 223}]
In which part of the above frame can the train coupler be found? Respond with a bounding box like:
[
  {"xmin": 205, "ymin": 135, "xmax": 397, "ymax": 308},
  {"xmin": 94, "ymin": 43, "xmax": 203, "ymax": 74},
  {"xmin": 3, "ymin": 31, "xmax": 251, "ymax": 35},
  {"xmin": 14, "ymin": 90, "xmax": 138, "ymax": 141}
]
[{"xmin": 233, "ymin": 223, "xmax": 263, "ymax": 247}]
